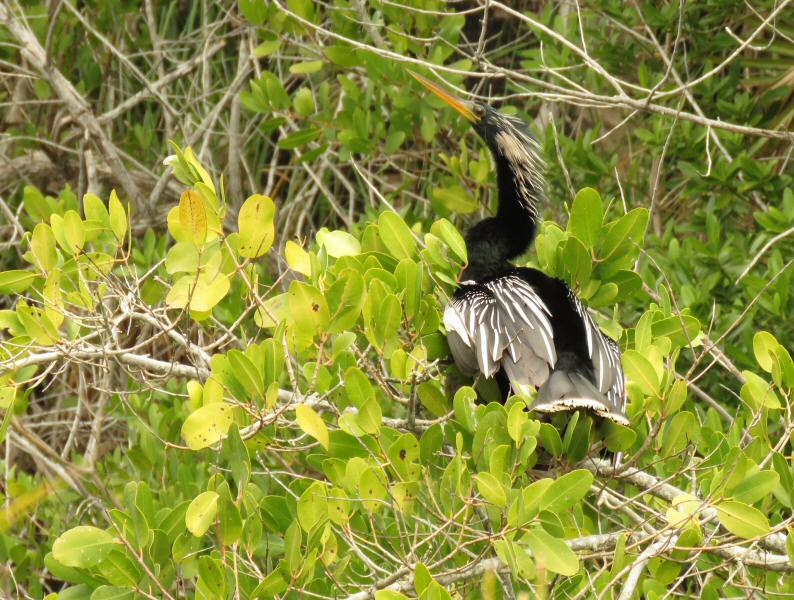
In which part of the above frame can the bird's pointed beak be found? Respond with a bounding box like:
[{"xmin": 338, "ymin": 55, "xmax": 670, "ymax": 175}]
[{"xmin": 410, "ymin": 71, "xmax": 478, "ymax": 123}]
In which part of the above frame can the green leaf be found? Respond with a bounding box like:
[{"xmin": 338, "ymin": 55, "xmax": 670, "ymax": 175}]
[
  {"xmin": 185, "ymin": 491, "xmax": 219, "ymax": 537},
  {"xmin": 166, "ymin": 272, "xmax": 230, "ymax": 312},
  {"xmin": 525, "ymin": 527, "xmax": 579, "ymax": 576},
  {"xmin": 414, "ymin": 562, "xmax": 433, "ymax": 594},
  {"xmin": 715, "ymin": 500, "xmax": 770, "ymax": 539},
  {"xmin": 253, "ymin": 39, "xmax": 281, "ymax": 57},
  {"xmin": 568, "ymin": 187, "xmax": 603, "ymax": 249},
  {"xmin": 753, "ymin": 331, "xmax": 779, "ymax": 373},
  {"xmin": 288, "ymin": 281, "xmax": 329, "ymax": 341},
  {"xmin": 665, "ymin": 379, "xmax": 688, "ymax": 414},
  {"xmin": 90, "ymin": 586, "xmax": 135, "ymax": 600},
  {"xmin": 475, "ymin": 472, "xmax": 506, "ymax": 506},
  {"xmin": 602, "ymin": 421, "xmax": 636, "ymax": 452},
  {"xmin": 539, "ymin": 423, "xmax": 562, "ymax": 457},
  {"xmin": 295, "ymin": 404, "xmax": 329, "ymax": 450},
  {"xmin": 431, "ymin": 185, "xmax": 479, "ymax": 214},
  {"xmin": 31, "ymin": 223, "xmax": 57, "ymax": 272},
  {"xmin": 277, "ymin": 127, "xmax": 321, "ymax": 149},
  {"xmin": 197, "ymin": 555, "xmax": 226, "ymax": 599},
  {"xmin": 562, "ymin": 236, "xmax": 592, "ymax": 286},
  {"xmin": 430, "ymin": 218, "xmax": 467, "ymax": 263},
  {"xmin": 388, "ymin": 433, "xmax": 420, "ymax": 481},
  {"xmin": 599, "ymin": 207, "xmax": 648, "ymax": 259},
  {"xmin": 181, "ymin": 402, "xmax": 237, "ymax": 450},
  {"xmin": 52, "ymin": 526, "xmax": 115, "ymax": 568},
  {"xmin": 297, "ymin": 482, "xmax": 328, "ymax": 532},
  {"xmin": 238, "ymin": 194, "xmax": 275, "ymax": 258},
  {"xmin": 217, "ymin": 485, "xmax": 242, "ymax": 546},
  {"xmin": 507, "ymin": 403, "xmax": 528, "ymax": 444},
  {"xmin": 324, "ymin": 45, "xmax": 360, "ymax": 67},
  {"xmin": 291, "ymin": 61, "xmax": 323, "ymax": 75},
  {"xmin": 238, "ymin": 0, "xmax": 266, "ymax": 25},
  {"xmin": 326, "ymin": 486, "xmax": 350, "ymax": 526},
  {"xmin": 740, "ymin": 371, "xmax": 780, "ymax": 410},
  {"xmin": 165, "ymin": 242, "xmax": 199, "ymax": 274},
  {"xmin": 358, "ymin": 467, "xmax": 387, "ymax": 513},
  {"xmin": 378, "ymin": 211, "xmax": 416, "ymax": 259},
  {"xmin": 0, "ymin": 270, "xmax": 37, "ymax": 294},
  {"xmin": 417, "ymin": 382, "xmax": 450, "ymax": 418},
  {"xmin": 453, "ymin": 386, "xmax": 476, "ymax": 433},
  {"xmin": 541, "ymin": 469, "xmax": 593, "ymax": 512},
  {"xmin": 622, "ymin": 349, "xmax": 660, "ymax": 396},
  {"xmin": 730, "ymin": 470, "xmax": 779, "ymax": 505},
  {"xmin": 661, "ymin": 411, "xmax": 696, "ymax": 456},
  {"xmin": 375, "ymin": 592, "xmax": 410, "ymax": 600}
]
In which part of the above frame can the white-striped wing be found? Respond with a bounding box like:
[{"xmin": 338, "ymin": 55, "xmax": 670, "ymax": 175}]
[
  {"xmin": 568, "ymin": 291, "xmax": 626, "ymax": 416},
  {"xmin": 443, "ymin": 274, "xmax": 557, "ymax": 393}
]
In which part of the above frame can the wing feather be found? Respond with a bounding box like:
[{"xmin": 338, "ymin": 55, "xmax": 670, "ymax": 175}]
[
  {"xmin": 567, "ymin": 291, "xmax": 626, "ymax": 416},
  {"xmin": 444, "ymin": 276, "xmax": 556, "ymax": 392}
]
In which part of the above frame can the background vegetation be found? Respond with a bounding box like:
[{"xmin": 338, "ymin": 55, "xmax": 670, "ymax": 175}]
[{"xmin": 0, "ymin": 0, "xmax": 793, "ymax": 598}]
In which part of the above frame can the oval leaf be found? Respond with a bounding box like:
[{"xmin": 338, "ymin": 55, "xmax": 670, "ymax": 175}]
[
  {"xmin": 52, "ymin": 526, "xmax": 115, "ymax": 568},
  {"xmin": 181, "ymin": 402, "xmax": 236, "ymax": 450},
  {"xmin": 0, "ymin": 270, "xmax": 37, "ymax": 294},
  {"xmin": 185, "ymin": 491, "xmax": 219, "ymax": 537},
  {"xmin": 179, "ymin": 190, "xmax": 207, "ymax": 246},
  {"xmin": 716, "ymin": 500, "xmax": 770, "ymax": 539},
  {"xmin": 378, "ymin": 211, "xmax": 416, "ymax": 259},
  {"xmin": 238, "ymin": 194, "xmax": 275, "ymax": 258},
  {"xmin": 541, "ymin": 469, "xmax": 593, "ymax": 512},
  {"xmin": 295, "ymin": 404, "xmax": 329, "ymax": 450},
  {"xmin": 525, "ymin": 528, "xmax": 579, "ymax": 576},
  {"xmin": 475, "ymin": 472, "xmax": 507, "ymax": 507}
]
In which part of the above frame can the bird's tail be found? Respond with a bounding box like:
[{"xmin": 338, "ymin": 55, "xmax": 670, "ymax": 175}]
[{"xmin": 530, "ymin": 363, "xmax": 629, "ymax": 427}]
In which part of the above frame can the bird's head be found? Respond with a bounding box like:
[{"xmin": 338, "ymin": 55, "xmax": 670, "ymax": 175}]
[{"xmin": 411, "ymin": 72, "xmax": 543, "ymax": 196}]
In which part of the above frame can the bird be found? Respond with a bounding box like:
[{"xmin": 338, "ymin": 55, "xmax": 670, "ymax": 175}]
[{"xmin": 412, "ymin": 72, "xmax": 629, "ymax": 427}]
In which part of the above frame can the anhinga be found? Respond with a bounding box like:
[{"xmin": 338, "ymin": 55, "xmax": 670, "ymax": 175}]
[{"xmin": 413, "ymin": 73, "xmax": 628, "ymax": 426}]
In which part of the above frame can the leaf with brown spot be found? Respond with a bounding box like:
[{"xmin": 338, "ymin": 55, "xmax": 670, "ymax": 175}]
[{"xmin": 179, "ymin": 190, "xmax": 207, "ymax": 246}]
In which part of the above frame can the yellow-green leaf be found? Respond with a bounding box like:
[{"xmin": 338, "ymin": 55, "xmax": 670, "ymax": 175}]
[
  {"xmin": 316, "ymin": 227, "xmax": 360, "ymax": 258},
  {"xmin": 179, "ymin": 190, "xmax": 207, "ymax": 246},
  {"xmin": 181, "ymin": 402, "xmax": 237, "ymax": 450},
  {"xmin": 716, "ymin": 500, "xmax": 770, "ymax": 539},
  {"xmin": 166, "ymin": 273, "xmax": 230, "ymax": 312},
  {"xmin": 358, "ymin": 467, "xmax": 387, "ymax": 513},
  {"xmin": 475, "ymin": 472, "xmax": 506, "ymax": 507},
  {"xmin": 185, "ymin": 491, "xmax": 219, "ymax": 537},
  {"xmin": 285, "ymin": 241, "xmax": 311, "ymax": 276},
  {"xmin": 63, "ymin": 210, "xmax": 85, "ymax": 253},
  {"xmin": 52, "ymin": 526, "xmax": 115, "ymax": 568},
  {"xmin": 108, "ymin": 190, "xmax": 127, "ymax": 242},
  {"xmin": 238, "ymin": 194, "xmax": 275, "ymax": 258},
  {"xmin": 295, "ymin": 404, "xmax": 329, "ymax": 450},
  {"xmin": 0, "ymin": 270, "xmax": 37, "ymax": 294},
  {"xmin": 753, "ymin": 331, "xmax": 779, "ymax": 373},
  {"xmin": 31, "ymin": 223, "xmax": 57, "ymax": 272}
]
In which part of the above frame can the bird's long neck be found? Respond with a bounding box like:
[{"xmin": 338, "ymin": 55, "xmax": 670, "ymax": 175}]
[
  {"xmin": 461, "ymin": 150, "xmax": 542, "ymax": 282},
  {"xmin": 493, "ymin": 155, "xmax": 540, "ymax": 255}
]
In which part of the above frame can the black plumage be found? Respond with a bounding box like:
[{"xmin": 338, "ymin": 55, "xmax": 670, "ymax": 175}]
[{"xmin": 413, "ymin": 73, "xmax": 628, "ymax": 426}]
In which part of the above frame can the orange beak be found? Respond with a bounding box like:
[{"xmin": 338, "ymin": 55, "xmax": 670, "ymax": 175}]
[{"xmin": 409, "ymin": 71, "xmax": 478, "ymax": 123}]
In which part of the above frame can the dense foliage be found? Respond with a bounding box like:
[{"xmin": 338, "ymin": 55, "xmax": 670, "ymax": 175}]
[{"xmin": 0, "ymin": 1, "xmax": 793, "ymax": 598}]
